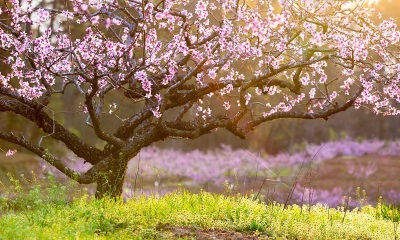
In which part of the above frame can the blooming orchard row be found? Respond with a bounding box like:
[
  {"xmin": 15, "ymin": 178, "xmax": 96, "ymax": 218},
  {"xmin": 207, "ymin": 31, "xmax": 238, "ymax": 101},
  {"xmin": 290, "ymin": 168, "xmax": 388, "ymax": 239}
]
[
  {"xmin": 125, "ymin": 139, "xmax": 400, "ymax": 182},
  {"xmin": 36, "ymin": 138, "xmax": 400, "ymax": 206}
]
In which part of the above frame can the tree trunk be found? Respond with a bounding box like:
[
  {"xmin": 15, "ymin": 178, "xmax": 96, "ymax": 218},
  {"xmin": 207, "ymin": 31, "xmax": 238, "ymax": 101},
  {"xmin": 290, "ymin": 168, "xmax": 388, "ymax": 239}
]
[{"xmin": 95, "ymin": 158, "xmax": 129, "ymax": 199}]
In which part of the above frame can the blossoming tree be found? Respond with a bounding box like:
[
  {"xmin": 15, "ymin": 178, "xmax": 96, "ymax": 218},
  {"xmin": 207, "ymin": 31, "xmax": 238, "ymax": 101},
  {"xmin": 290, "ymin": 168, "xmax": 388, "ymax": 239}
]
[{"xmin": 1, "ymin": 0, "xmax": 400, "ymax": 198}]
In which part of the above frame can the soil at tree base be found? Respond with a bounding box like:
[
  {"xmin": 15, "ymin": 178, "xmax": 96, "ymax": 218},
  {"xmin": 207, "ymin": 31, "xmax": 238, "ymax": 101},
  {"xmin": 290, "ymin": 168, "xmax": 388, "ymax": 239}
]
[{"xmin": 156, "ymin": 223, "xmax": 260, "ymax": 239}]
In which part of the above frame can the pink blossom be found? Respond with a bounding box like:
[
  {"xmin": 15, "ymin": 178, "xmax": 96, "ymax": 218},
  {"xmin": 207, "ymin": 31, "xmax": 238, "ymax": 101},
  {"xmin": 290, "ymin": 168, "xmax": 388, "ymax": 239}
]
[
  {"xmin": 309, "ymin": 88, "xmax": 316, "ymax": 98},
  {"xmin": 223, "ymin": 101, "xmax": 231, "ymax": 110},
  {"xmin": 195, "ymin": 0, "xmax": 208, "ymax": 20},
  {"xmin": 152, "ymin": 106, "xmax": 162, "ymax": 118},
  {"xmin": 80, "ymin": 4, "xmax": 88, "ymax": 12},
  {"xmin": 36, "ymin": 9, "xmax": 50, "ymax": 23},
  {"xmin": 244, "ymin": 93, "xmax": 252, "ymax": 105},
  {"xmin": 105, "ymin": 18, "xmax": 111, "ymax": 29},
  {"xmin": 208, "ymin": 69, "xmax": 217, "ymax": 79},
  {"xmin": 6, "ymin": 149, "xmax": 17, "ymax": 156}
]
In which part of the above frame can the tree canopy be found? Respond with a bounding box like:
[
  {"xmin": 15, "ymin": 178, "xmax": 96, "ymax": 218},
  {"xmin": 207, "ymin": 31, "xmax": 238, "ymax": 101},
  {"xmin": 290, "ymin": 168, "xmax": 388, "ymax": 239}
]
[{"xmin": 1, "ymin": 0, "xmax": 400, "ymax": 197}]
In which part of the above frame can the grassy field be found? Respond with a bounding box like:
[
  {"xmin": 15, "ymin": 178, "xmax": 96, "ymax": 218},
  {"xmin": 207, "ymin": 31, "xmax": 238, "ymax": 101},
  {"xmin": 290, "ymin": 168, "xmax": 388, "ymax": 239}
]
[
  {"xmin": 2, "ymin": 146, "xmax": 400, "ymax": 239},
  {"xmin": 0, "ymin": 177, "xmax": 399, "ymax": 239}
]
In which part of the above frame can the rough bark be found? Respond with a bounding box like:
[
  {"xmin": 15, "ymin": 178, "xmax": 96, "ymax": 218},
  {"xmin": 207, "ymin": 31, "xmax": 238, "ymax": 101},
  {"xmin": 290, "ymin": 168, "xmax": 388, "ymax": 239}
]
[{"xmin": 95, "ymin": 157, "xmax": 129, "ymax": 199}]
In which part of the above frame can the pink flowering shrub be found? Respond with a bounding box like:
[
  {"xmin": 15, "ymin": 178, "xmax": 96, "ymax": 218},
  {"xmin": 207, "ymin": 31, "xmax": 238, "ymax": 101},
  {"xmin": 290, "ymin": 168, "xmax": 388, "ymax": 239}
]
[
  {"xmin": 385, "ymin": 189, "xmax": 400, "ymax": 204},
  {"xmin": 36, "ymin": 137, "xmax": 400, "ymax": 205},
  {"xmin": 380, "ymin": 141, "xmax": 400, "ymax": 156},
  {"xmin": 290, "ymin": 186, "xmax": 348, "ymax": 207},
  {"xmin": 127, "ymin": 145, "xmax": 270, "ymax": 184},
  {"xmin": 270, "ymin": 138, "xmax": 394, "ymax": 166},
  {"xmin": 346, "ymin": 161, "xmax": 377, "ymax": 179},
  {"xmin": 39, "ymin": 138, "xmax": 400, "ymax": 183},
  {"xmin": 305, "ymin": 139, "xmax": 385, "ymax": 162}
]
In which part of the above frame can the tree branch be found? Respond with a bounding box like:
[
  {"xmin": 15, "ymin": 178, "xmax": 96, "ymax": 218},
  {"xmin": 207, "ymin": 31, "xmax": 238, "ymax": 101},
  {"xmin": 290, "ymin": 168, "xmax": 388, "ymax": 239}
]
[
  {"xmin": 243, "ymin": 87, "xmax": 364, "ymax": 133},
  {"xmin": 0, "ymin": 100, "xmax": 105, "ymax": 164},
  {"xmin": 0, "ymin": 132, "xmax": 85, "ymax": 182}
]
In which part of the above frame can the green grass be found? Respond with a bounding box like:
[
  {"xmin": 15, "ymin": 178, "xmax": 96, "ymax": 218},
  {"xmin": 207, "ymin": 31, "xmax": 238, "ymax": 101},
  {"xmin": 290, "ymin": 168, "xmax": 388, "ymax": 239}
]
[{"xmin": 0, "ymin": 176, "xmax": 399, "ymax": 239}]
